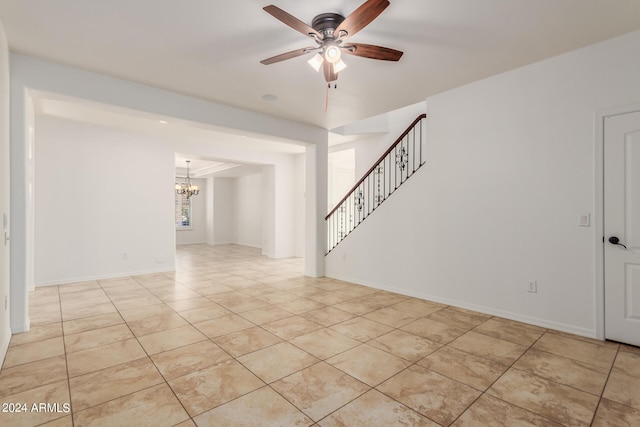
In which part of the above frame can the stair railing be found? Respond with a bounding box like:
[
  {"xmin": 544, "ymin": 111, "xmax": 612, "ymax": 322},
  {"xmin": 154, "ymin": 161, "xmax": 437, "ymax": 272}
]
[{"xmin": 325, "ymin": 114, "xmax": 427, "ymax": 253}]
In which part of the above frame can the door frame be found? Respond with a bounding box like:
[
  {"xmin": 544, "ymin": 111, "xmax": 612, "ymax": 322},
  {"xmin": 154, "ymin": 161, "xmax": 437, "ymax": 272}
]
[{"xmin": 595, "ymin": 104, "xmax": 640, "ymax": 341}]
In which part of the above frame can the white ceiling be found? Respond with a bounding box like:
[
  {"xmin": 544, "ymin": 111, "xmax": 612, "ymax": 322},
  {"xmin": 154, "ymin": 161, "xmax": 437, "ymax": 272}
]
[
  {"xmin": 33, "ymin": 90, "xmax": 306, "ymax": 175},
  {"xmin": 1, "ymin": 0, "xmax": 639, "ymax": 132}
]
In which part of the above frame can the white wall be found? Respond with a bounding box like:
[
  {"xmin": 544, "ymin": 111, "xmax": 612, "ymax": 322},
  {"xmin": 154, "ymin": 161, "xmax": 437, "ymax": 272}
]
[
  {"xmin": 175, "ymin": 177, "xmax": 207, "ymax": 245},
  {"xmin": 10, "ymin": 54, "xmax": 325, "ymax": 329},
  {"xmin": 34, "ymin": 115, "xmax": 303, "ymax": 285},
  {"xmin": 305, "ymin": 141, "xmax": 328, "ymax": 277},
  {"xmin": 294, "ymin": 153, "xmax": 305, "ymax": 257},
  {"xmin": 352, "ymin": 103, "xmax": 427, "ymax": 179},
  {"xmin": 328, "ymin": 149, "xmax": 355, "ymax": 210},
  {"xmin": 212, "ymin": 178, "xmax": 234, "ymax": 245},
  {"xmin": 205, "ymin": 176, "xmax": 214, "ymax": 245},
  {"xmin": 326, "ymin": 31, "xmax": 640, "ymax": 338},
  {"xmin": 34, "ymin": 116, "xmax": 176, "ymax": 284},
  {"xmin": 261, "ymin": 166, "xmax": 276, "ymax": 257},
  {"xmin": 0, "ymin": 18, "xmax": 11, "ymax": 366},
  {"xmin": 207, "ymin": 174, "xmax": 263, "ymax": 248},
  {"xmin": 234, "ymin": 173, "xmax": 263, "ymax": 248},
  {"xmin": 272, "ymin": 157, "xmax": 297, "ymax": 258}
]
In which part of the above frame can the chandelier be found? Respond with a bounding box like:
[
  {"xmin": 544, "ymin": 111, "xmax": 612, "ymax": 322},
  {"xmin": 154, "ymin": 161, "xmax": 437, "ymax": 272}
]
[{"xmin": 175, "ymin": 160, "xmax": 199, "ymax": 199}]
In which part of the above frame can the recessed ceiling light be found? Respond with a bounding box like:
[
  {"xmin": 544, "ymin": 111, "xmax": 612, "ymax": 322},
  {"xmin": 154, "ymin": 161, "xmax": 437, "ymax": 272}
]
[
  {"xmin": 262, "ymin": 94, "xmax": 277, "ymax": 101},
  {"xmin": 158, "ymin": 120, "xmax": 168, "ymax": 124}
]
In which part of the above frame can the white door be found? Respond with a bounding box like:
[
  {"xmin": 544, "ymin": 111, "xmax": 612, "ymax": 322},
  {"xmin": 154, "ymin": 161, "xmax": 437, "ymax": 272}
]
[
  {"xmin": 604, "ymin": 110, "xmax": 640, "ymax": 346},
  {"xmin": 1, "ymin": 22, "xmax": 10, "ymax": 362}
]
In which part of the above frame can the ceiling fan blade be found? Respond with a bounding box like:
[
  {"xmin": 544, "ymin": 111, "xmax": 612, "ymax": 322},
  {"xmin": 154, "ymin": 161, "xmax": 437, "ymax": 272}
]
[
  {"xmin": 260, "ymin": 47, "xmax": 316, "ymax": 65},
  {"xmin": 342, "ymin": 43, "xmax": 403, "ymax": 61},
  {"xmin": 335, "ymin": 0, "xmax": 390, "ymax": 39},
  {"xmin": 263, "ymin": 5, "xmax": 321, "ymax": 39},
  {"xmin": 323, "ymin": 61, "xmax": 338, "ymax": 83}
]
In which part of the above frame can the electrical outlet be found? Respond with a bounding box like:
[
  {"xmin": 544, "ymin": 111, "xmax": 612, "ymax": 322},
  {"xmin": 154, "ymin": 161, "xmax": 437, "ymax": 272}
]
[{"xmin": 527, "ymin": 281, "xmax": 538, "ymax": 293}]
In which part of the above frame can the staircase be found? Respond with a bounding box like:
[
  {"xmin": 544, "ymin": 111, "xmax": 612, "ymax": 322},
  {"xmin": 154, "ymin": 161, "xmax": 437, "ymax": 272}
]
[{"xmin": 325, "ymin": 114, "xmax": 427, "ymax": 253}]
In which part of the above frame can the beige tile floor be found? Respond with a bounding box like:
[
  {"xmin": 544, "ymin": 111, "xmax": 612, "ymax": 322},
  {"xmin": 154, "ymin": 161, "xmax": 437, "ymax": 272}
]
[{"xmin": 1, "ymin": 244, "xmax": 640, "ymax": 426}]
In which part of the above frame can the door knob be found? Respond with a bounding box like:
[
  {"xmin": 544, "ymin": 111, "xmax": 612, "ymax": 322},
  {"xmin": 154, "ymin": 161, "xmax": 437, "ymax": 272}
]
[{"xmin": 608, "ymin": 236, "xmax": 627, "ymax": 249}]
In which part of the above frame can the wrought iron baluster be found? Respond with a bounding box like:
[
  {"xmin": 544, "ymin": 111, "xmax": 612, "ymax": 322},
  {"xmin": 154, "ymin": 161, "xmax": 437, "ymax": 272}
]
[
  {"xmin": 394, "ymin": 146, "xmax": 397, "ymax": 190},
  {"xmin": 374, "ymin": 163, "xmax": 384, "ymax": 205},
  {"xmin": 325, "ymin": 114, "xmax": 426, "ymax": 253},
  {"xmin": 355, "ymin": 190, "xmax": 363, "ymax": 213},
  {"xmin": 396, "ymin": 141, "xmax": 408, "ymax": 184},
  {"xmin": 329, "ymin": 215, "xmax": 333, "ymax": 250},
  {"xmin": 347, "ymin": 194, "xmax": 355, "ymax": 234},
  {"xmin": 367, "ymin": 173, "xmax": 371, "ymax": 216},
  {"xmin": 388, "ymin": 153, "xmax": 391, "ymax": 197},
  {"xmin": 411, "ymin": 128, "xmax": 416, "ymax": 175},
  {"xmin": 340, "ymin": 205, "xmax": 343, "ymax": 241}
]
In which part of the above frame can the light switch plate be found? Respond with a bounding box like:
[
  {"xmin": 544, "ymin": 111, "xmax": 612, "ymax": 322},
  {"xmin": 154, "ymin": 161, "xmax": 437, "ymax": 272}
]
[{"xmin": 578, "ymin": 213, "xmax": 590, "ymax": 227}]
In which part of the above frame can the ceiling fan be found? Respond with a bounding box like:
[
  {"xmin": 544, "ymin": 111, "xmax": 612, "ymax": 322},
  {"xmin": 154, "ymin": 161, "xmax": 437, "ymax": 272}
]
[{"xmin": 260, "ymin": 0, "xmax": 403, "ymax": 84}]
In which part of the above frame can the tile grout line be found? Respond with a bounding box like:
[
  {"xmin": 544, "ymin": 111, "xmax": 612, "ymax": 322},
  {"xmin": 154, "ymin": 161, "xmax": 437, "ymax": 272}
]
[
  {"xmin": 590, "ymin": 344, "xmax": 621, "ymax": 425},
  {"xmin": 58, "ymin": 284, "xmax": 76, "ymax": 427},
  {"xmin": 9, "ymin": 245, "xmax": 640, "ymax": 425},
  {"xmin": 93, "ymin": 277, "xmax": 194, "ymax": 425},
  {"xmin": 447, "ymin": 323, "xmax": 558, "ymax": 427}
]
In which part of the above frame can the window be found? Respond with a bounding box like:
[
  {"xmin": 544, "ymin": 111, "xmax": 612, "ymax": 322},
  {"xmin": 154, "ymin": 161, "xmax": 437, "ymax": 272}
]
[{"xmin": 175, "ymin": 193, "xmax": 192, "ymax": 229}]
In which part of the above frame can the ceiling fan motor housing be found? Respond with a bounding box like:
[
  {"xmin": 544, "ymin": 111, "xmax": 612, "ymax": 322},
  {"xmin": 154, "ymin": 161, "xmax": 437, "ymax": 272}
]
[{"xmin": 312, "ymin": 13, "xmax": 345, "ymax": 38}]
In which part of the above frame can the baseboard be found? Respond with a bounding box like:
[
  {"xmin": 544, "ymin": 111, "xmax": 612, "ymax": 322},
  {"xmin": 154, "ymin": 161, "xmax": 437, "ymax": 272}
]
[
  {"xmin": 327, "ymin": 272, "xmax": 597, "ymax": 340},
  {"xmin": 235, "ymin": 242, "xmax": 262, "ymax": 249},
  {"xmin": 0, "ymin": 324, "xmax": 11, "ymax": 370},
  {"xmin": 10, "ymin": 319, "xmax": 30, "ymax": 334},
  {"xmin": 34, "ymin": 266, "xmax": 176, "ymax": 287}
]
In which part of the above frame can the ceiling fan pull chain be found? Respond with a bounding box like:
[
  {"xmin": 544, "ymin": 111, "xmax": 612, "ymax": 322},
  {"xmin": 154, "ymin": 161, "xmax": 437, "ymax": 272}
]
[{"xmin": 325, "ymin": 83, "xmax": 329, "ymax": 112}]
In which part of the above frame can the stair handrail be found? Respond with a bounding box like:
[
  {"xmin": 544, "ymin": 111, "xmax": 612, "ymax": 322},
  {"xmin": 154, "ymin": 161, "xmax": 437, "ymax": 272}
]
[
  {"xmin": 325, "ymin": 113, "xmax": 427, "ymax": 252},
  {"xmin": 326, "ymin": 113, "xmax": 426, "ymax": 219}
]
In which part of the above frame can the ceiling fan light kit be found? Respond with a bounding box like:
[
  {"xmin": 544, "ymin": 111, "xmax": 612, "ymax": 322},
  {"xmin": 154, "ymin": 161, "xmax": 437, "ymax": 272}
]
[
  {"xmin": 260, "ymin": 0, "xmax": 403, "ymax": 84},
  {"xmin": 307, "ymin": 53, "xmax": 324, "ymax": 71},
  {"xmin": 323, "ymin": 42, "xmax": 342, "ymax": 64},
  {"xmin": 333, "ymin": 58, "xmax": 348, "ymax": 73}
]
